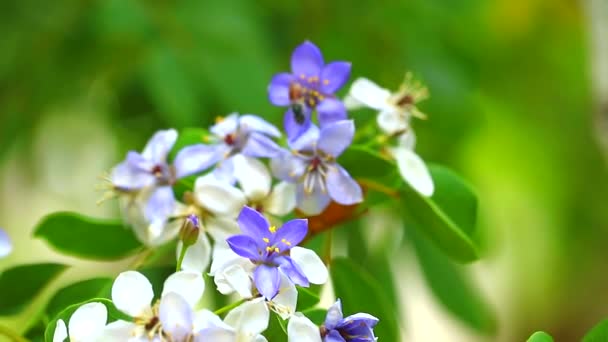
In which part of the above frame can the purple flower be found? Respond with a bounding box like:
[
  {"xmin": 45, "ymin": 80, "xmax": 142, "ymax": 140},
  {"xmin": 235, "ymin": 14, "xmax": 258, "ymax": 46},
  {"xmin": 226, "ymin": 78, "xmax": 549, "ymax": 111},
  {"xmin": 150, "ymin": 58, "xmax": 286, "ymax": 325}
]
[
  {"xmin": 268, "ymin": 41, "xmax": 351, "ymax": 141},
  {"xmin": 206, "ymin": 113, "xmax": 282, "ymax": 184},
  {"xmin": 226, "ymin": 206, "xmax": 309, "ymax": 299},
  {"xmin": 321, "ymin": 299, "xmax": 379, "ymax": 342},
  {"xmin": 271, "ymin": 120, "xmax": 363, "ymax": 215},
  {"xmin": 0, "ymin": 228, "xmax": 12, "ymax": 258},
  {"xmin": 110, "ymin": 129, "xmax": 218, "ymax": 228}
]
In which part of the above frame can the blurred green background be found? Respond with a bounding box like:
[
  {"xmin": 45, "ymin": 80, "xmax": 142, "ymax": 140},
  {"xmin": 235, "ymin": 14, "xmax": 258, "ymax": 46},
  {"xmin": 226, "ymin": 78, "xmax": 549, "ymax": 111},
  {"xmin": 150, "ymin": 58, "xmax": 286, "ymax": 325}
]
[{"xmin": 1, "ymin": 0, "xmax": 607, "ymax": 341}]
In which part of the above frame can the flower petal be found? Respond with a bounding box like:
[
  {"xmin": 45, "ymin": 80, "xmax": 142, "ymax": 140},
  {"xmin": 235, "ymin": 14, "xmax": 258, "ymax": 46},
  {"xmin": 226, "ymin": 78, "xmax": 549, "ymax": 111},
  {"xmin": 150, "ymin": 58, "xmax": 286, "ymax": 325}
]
[
  {"xmin": 194, "ymin": 309, "xmax": 225, "ymax": 331},
  {"xmin": 377, "ymin": 110, "xmax": 408, "ymax": 135},
  {"xmin": 317, "ymin": 120, "xmax": 354, "ymax": 158},
  {"xmin": 268, "ymin": 73, "xmax": 295, "ymax": 106},
  {"xmin": 275, "ymin": 219, "xmax": 308, "ymax": 247},
  {"xmin": 289, "ymin": 123, "xmax": 320, "ymax": 152},
  {"xmin": 159, "ymin": 292, "xmax": 193, "ymax": 342},
  {"xmin": 227, "ymin": 235, "xmax": 262, "ymax": 260},
  {"xmin": 224, "ymin": 298, "xmax": 269, "ymax": 335},
  {"xmin": 296, "ymin": 184, "xmax": 332, "ymax": 216},
  {"xmin": 287, "ymin": 313, "xmax": 322, "ymax": 342},
  {"xmin": 174, "ymin": 144, "xmax": 222, "ymax": 179},
  {"xmin": 270, "ymin": 150, "xmax": 308, "ymax": 183},
  {"xmin": 326, "ymin": 164, "xmax": 363, "ymax": 205},
  {"xmin": 269, "ymin": 273, "xmax": 298, "ymax": 319},
  {"xmin": 343, "ymin": 94, "xmax": 364, "ymax": 110},
  {"xmin": 290, "ymin": 247, "xmax": 328, "ymax": 285},
  {"xmin": 398, "ymin": 129, "xmax": 417, "ymax": 150},
  {"xmin": 210, "ymin": 242, "xmax": 244, "ymax": 276},
  {"xmin": 320, "ymin": 61, "xmax": 351, "ymax": 94},
  {"xmin": 194, "ymin": 176, "xmax": 247, "ymax": 217},
  {"xmin": 212, "ymin": 156, "xmax": 237, "ymax": 185},
  {"xmin": 177, "ymin": 233, "xmax": 211, "ymax": 273},
  {"xmin": 262, "ymin": 182, "xmax": 297, "ymax": 216},
  {"xmin": 316, "ymin": 98, "xmax": 347, "ymax": 127},
  {"xmin": 112, "ymin": 271, "xmax": 153, "ymax": 317},
  {"xmin": 195, "ymin": 327, "xmax": 235, "ymax": 342},
  {"xmin": 206, "ymin": 217, "xmax": 241, "ymax": 244},
  {"xmin": 142, "ymin": 129, "xmax": 178, "ymax": 164},
  {"xmin": 324, "ymin": 299, "xmax": 343, "ymax": 330},
  {"xmin": 144, "ymin": 186, "xmax": 176, "ymax": 228},
  {"xmin": 276, "ymin": 256, "xmax": 309, "ymax": 287},
  {"xmin": 215, "ymin": 263, "xmax": 254, "ymax": 298},
  {"xmin": 162, "ymin": 271, "xmax": 205, "ymax": 308},
  {"xmin": 232, "ymin": 155, "xmax": 272, "ymax": 202},
  {"xmin": 68, "ymin": 302, "xmax": 107, "ymax": 341},
  {"xmin": 253, "ymin": 264, "xmax": 281, "ymax": 299},
  {"xmin": 241, "ymin": 133, "xmax": 282, "ymax": 158},
  {"xmin": 240, "ymin": 115, "xmax": 282, "ymax": 138},
  {"xmin": 0, "ymin": 228, "xmax": 11, "ymax": 258},
  {"xmin": 325, "ymin": 330, "xmax": 347, "ymax": 342},
  {"xmin": 237, "ymin": 205, "xmax": 271, "ymax": 239},
  {"xmin": 110, "ymin": 159, "xmax": 155, "ymax": 190},
  {"xmin": 99, "ymin": 320, "xmax": 136, "ymax": 340},
  {"xmin": 283, "ymin": 107, "xmax": 313, "ymax": 142},
  {"xmin": 390, "ymin": 146, "xmax": 434, "ymax": 197},
  {"xmin": 53, "ymin": 319, "xmax": 67, "ymax": 342},
  {"xmin": 211, "ymin": 113, "xmax": 239, "ymax": 137},
  {"xmin": 348, "ymin": 77, "xmax": 392, "ymax": 110},
  {"xmin": 290, "ymin": 41, "xmax": 324, "ymax": 77}
]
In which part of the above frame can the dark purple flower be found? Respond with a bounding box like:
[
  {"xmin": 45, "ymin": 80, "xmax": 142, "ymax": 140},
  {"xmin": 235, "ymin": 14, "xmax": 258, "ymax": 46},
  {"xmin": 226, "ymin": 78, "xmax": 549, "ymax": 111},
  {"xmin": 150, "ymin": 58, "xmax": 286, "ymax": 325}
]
[
  {"xmin": 268, "ymin": 41, "xmax": 351, "ymax": 141},
  {"xmin": 322, "ymin": 299, "xmax": 379, "ymax": 342},
  {"xmin": 226, "ymin": 206, "xmax": 309, "ymax": 299},
  {"xmin": 271, "ymin": 120, "xmax": 363, "ymax": 215}
]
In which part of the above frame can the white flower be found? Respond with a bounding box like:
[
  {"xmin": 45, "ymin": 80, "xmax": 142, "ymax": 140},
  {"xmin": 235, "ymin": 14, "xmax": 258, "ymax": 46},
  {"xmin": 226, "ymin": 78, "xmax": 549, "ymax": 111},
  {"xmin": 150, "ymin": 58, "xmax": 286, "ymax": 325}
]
[
  {"xmin": 345, "ymin": 75, "xmax": 434, "ymax": 197},
  {"xmin": 287, "ymin": 313, "xmax": 322, "ymax": 342},
  {"xmin": 196, "ymin": 298, "xmax": 269, "ymax": 342},
  {"xmin": 104, "ymin": 270, "xmax": 205, "ymax": 341},
  {"xmin": 0, "ymin": 228, "xmax": 12, "ymax": 258},
  {"xmin": 53, "ymin": 302, "xmax": 107, "ymax": 342}
]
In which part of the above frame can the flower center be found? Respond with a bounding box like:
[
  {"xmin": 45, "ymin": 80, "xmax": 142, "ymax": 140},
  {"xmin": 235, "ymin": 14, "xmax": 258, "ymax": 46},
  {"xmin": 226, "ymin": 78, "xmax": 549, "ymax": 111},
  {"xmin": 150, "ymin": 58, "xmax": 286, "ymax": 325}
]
[
  {"xmin": 224, "ymin": 133, "xmax": 236, "ymax": 145},
  {"xmin": 396, "ymin": 94, "xmax": 414, "ymax": 108},
  {"xmin": 289, "ymin": 76, "xmax": 327, "ymax": 109},
  {"xmin": 150, "ymin": 164, "xmax": 176, "ymax": 186}
]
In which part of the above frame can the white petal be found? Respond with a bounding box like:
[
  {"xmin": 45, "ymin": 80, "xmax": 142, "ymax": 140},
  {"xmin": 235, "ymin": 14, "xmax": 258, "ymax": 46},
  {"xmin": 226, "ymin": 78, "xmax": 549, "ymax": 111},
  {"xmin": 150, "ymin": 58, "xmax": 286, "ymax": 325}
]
[
  {"xmin": 239, "ymin": 114, "xmax": 282, "ymax": 137},
  {"xmin": 270, "ymin": 273, "xmax": 298, "ymax": 319},
  {"xmin": 162, "ymin": 271, "xmax": 205, "ymax": 308},
  {"xmin": 290, "ymin": 247, "xmax": 328, "ymax": 285},
  {"xmin": 99, "ymin": 320, "xmax": 135, "ymax": 340},
  {"xmin": 343, "ymin": 94, "xmax": 364, "ymax": 110},
  {"xmin": 377, "ymin": 110, "xmax": 409, "ymax": 135},
  {"xmin": 398, "ymin": 129, "xmax": 417, "ymax": 150},
  {"xmin": 211, "ymin": 113, "xmax": 239, "ymax": 137},
  {"xmin": 206, "ymin": 217, "xmax": 240, "ymax": 243},
  {"xmin": 348, "ymin": 78, "xmax": 392, "ymax": 111},
  {"xmin": 216, "ymin": 263, "xmax": 254, "ymax": 298},
  {"xmin": 68, "ymin": 302, "xmax": 107, "ymax": 341},
  {"xmin": 232, "ymin": 155, "xmax": 272, "ymax": 202},
  {"xmin": 209, "ymin": 242, "xmax": 243, "ymax": 276},
  {"xmin": 262, "ymin": 182, "xmax": 296, "ymax": 216},
  {"xmin": 287, "ymin": 313, "xmax": 322, "ymax": 342},
  {"xmin": 193, "ymin": 309, "xmax": 225, "ymax": 331},
  {"xmin": 224, "ymin": 298, "xmax": 269, "ymax": 335},
  {"xmin": 195, "ymin": 328, "xmax": 235, "ymax": 342},
  {"xmin": 390, "ymin": 147, "xmax": 434, "ymax": 197},
  {"xmin": 112, "ymin": 271, "xmax": 153, "ymax": 317},
  {"xmin": 159, "ymin": 292, "xmax": 194, "ymax": 341},
  {"xmin": 178, "ymin": 233, "xmax": 211, "ymax": 273},
  {"xmin": 53, "ymin": 319, "xmax": 68, "ymax": 342},
  {"xmin": 255, "ymin": 335, "xmax": 269, "ymax": 342},
  {"xmin": 194, "ymin": 176, "xmax": 247, "ymax": 217}
]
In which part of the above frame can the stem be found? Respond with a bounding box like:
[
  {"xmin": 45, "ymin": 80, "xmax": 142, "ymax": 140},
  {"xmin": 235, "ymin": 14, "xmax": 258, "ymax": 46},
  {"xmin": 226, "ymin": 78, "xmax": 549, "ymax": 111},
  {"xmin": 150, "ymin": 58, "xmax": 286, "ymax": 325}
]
[
  {"xmin": 176, "ymin": 244, "xmax": 189, "ymax": 272},
  {"xmin": 129, "ymin": 248, "xmax": 154, "ymax": 269},
  {"xmin": 357, "ymin": 178, "xmax": 401, "ymax": 198},
  {"xmin": 0, "ymin": 325, "xmax": 29, "ymax": 342},
  {"xmin": 323, "ymin": 230, "xmax": 333, "ymax": 265},
  {"xmin": 214, "ymin": 299, "xmax": 246, "ymax": 316}
]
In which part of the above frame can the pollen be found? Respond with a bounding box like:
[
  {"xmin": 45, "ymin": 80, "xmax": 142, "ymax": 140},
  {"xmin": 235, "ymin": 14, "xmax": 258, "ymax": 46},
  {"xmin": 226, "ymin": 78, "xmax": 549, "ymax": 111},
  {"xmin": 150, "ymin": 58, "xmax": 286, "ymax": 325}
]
[
  {"xmin": 281, "ymin": 238, "xmax": 291, "ymax": 246},
  {"xmin": 269, "ymin": 226, "xmax": 277, "ymax": 233},
  {"xmin": 263, "ymin": 237, "xmax": 270, "ymax": 243},
  {"xmin": 215, "ymin": 116, "xmax": 224, "ymax": 123},
  {"xmin": 323, "ymin": 79, "xmax": 329, "ymax": 85},
  {"xmin": 274, "ymin": 247, "xmax": 280, "ymax": 253},
  {"xmin": 266, "ymin": 246, "xmax": 273, "ymax": 252}
]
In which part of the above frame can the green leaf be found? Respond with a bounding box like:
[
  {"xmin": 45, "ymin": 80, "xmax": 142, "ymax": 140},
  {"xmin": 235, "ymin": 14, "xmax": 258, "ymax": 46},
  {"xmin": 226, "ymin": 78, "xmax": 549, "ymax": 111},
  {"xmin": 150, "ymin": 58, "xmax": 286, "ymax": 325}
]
[
  {"xmin": 301, "ymin": 308, "xmax": 328, "ymax": 326},
  {"xmin": 168, "ymin": 127, "xmax": 211, "ymax": 161},
  {"xmin": 0, "ymin": 263, "xmax": 68, "ymax": 315},
  {"xmin": 330, "ymin": 258, "xmax": 400, "ymax": 341},
  {"xmin": 528, "ymin": 331, "xmax": 554, "ymax": 342},
  {"xmin": 583, "ymin": 319, "xmax": 608, "ymax": 342},
  {"xmin": 45, "ymin": 277, "xmax": 113, "ymax": 318},
  {"xmin": 34, "ymin": 211, "xmax": 143, "ymax": 260},
  {"xmin": 401, "ymin": 164, "xmax": 479, "ymax": 262},
  {"xmin": 263, "ymin": 312, "xmax": 287, "ymax": 342},
  {"xmin": 410, "ymin": 228, "xmax": 496, "ymax": 334},
  {"xmin": 340, "ymin": 145, "xmax": 396, "ymax": 179},
  {"xmin": 297, "ymin": 286, "xmax": 321, "ymax": 311},
  {"xmin": 44, "ymin": 298, "xmax": 131, "ymax": 342}
]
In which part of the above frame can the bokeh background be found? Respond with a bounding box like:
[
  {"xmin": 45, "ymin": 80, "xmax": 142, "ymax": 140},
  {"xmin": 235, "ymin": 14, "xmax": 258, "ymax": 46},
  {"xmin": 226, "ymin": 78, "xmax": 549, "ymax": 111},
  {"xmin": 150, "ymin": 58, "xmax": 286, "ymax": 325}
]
[{"xmin": 1, "ymin": 0, "xmax": 607, "ymax": 341}]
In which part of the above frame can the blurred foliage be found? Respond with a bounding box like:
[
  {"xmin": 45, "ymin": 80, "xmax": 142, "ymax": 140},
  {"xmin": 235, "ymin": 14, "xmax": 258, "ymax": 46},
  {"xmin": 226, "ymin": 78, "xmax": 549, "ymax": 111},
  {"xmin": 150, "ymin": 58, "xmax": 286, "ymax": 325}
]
[{"xmin": 1, "ymin": 0, "xmax": 608, "ymax": 341}]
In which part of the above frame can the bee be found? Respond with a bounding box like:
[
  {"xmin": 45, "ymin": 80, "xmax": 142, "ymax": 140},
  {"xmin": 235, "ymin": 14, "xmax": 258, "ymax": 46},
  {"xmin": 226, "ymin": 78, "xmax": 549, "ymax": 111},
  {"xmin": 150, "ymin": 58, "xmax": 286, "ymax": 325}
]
[{"xmin": 291, "ymin": 102, "xmax": 306, "ymax": 124}]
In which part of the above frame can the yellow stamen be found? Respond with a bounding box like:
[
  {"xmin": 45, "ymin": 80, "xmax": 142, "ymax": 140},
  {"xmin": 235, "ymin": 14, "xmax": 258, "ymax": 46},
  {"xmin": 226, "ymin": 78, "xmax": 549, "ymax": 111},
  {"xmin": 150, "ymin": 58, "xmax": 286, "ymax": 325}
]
[
  {"xmin": 281, "ymin": 238, "xmax": 291, "ymax": 246},
  {"xmin": 269, "ymin": 226, "xmax": 277, "ymax": 233},
  {"xmin": 215, "ymin": 116, "xmax": 224, "ymax": 123},
  {"xmin": 274, "ymin": 247, "xmax": 280, "ymax": 253},
  {"xmin": 266, "ymin": 246, "xmax": 273, "ymax": 252},
  {"xmin": 263, "ymin": 237, "xmax": 270, "ymax": 243}
]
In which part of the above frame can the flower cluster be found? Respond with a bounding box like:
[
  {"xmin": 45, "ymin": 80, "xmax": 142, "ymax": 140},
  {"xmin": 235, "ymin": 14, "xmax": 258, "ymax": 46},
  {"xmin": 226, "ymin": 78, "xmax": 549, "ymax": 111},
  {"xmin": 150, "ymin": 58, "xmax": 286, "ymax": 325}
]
[{"xmin": 51, "ymin": 40, "xmax": 440, "ymax": 341}]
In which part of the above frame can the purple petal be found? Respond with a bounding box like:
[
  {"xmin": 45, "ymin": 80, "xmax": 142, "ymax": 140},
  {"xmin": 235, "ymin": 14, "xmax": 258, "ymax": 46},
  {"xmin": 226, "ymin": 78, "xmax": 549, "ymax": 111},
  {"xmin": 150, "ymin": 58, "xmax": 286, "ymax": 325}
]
[
  {"xmin": 296, "ymin": 184, "xmax": 332, "ymax": 216},
  {"xmin": 325, "ymin": 330, "xmax": 346, "ymax": 342},
  {"xmin": 241, "ymin": 132, "xmax": 281, "ymax": 158},
  {"xmin": 290, "ymin": 41, "xmax": 324, "ymax": 78},
  {"xmin": 326, "ymin": 164, "xmax": 362, "ymax": 205},
  {"xmin": 317, "ymin": 120, "xmax": 354, "ymax": 158},
  {"xmin": 126, "ymin": 151, "xmax": 155, "ymax": 172},
  {"xmin": 226, "ymin": 234, "xmax": 262, "ymax": 260},
  {"xmin": 270, "ymin": 150, "xmax": 308, "ymax": 182},
  {"xmin": 288, "ymin": 124, "xmax": 320, "ymax": 152},
  {"xmin": 274, "ymin": 219, "xmax": 308, "ymax": 247},
  {"xmin": 340, "ymin": 313, "xmax": 379, "ymax": 329},
  {"xmin": 238, "ymin": 205, "xmax": 271, "ymax": 238},
  {"xmin": 268, "ymin": 73, "xmax": 295, "ymax": 106},
  {"xmin": 159, "ymin": 292, "xmax": 193, "ymax": 341},
  {"xmin": 0, "ymin": 228, "xmax": 12, "ymax": 258},
  {"xmin": 174, "ymin": 144, "xmax": 221, "ymax": 179},
  {"xmin": 240, "ymin": 114, "xmax": 282, "ymax": 137},
  {"xmin": 324, "ymin": 299, "xmax": 344, "ymax": 330},
  {"xmin": 110, "ymin": 159, "xmax": 155, "ymax": 190},
  {"xmin": 212, "ymin": 156, "xmax": 237, "ymax": 184},
  {"xmin": 316, "ymin": 98, "xmax": 347, "ymax": 127},
  {"xmin": 210, "ymin": 113, "xmax": 239, "ymax": 137},
  {"xmin": 254, "ymin": 264, "xmax": 281, "ymax": 299},
  {"xmin": 144, "ymin": 186, "xmax": 176, "ymax": 224},
  {"xmin": 283, "ymin": 107, "xmax": 312, "ymax": 143},
  {"xmin": 142, "ymin": 129, "xmax": 177, "ymax": 164},
  {"xmin": 276, "ymin": 256, "xmax": 309, "ymax": 287},
  {"xmin": 320, "ymin": 62, "xmax": 351, "ymax": 94}
]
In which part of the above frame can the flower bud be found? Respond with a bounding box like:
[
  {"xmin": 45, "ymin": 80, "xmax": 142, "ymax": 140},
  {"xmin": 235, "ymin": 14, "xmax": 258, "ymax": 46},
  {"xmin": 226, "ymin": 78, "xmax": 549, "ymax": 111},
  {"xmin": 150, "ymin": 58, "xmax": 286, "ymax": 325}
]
[{"xmin": 179, "ymin": 214, "xmax": 200, "ymax": 248}]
